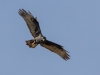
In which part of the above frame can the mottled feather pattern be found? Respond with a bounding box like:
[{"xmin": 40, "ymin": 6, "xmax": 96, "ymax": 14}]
[
  {"xmin": 18, "ymin": 9, "xmax": 42, "ymax": 37},
  {"xmin": 18, "ymin": 9, "xmax": 70, "ymax": 60},
  {"xmin": 40, "ymin": 40, "xmax": 70, "ymax": 60}
]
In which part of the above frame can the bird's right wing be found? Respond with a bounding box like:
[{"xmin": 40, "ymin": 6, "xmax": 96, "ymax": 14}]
[
  {"xmin": 18, "ymin": 9, "xmax": 42, "ymax": 38},
  {"xmin": 40, "ymin": 40, "xmax": 70, "ymax": 60}
]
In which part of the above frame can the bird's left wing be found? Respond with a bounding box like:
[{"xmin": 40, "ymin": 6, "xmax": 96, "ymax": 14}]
[
  {"xmin": 40, "ymin": 40, "xmax": 70, "ymax": 60},
  {"xmin": 18, "ymin": 9, "xmax": 42, "ymax": 38}
]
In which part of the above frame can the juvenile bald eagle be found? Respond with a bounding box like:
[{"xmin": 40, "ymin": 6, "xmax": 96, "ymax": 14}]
[{"xmin": 18, "ymin": 9, "xmax": 70, "ymax": 60}]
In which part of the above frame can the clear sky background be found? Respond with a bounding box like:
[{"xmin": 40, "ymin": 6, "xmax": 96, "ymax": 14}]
[{"xmin": 0, "ymin": 0, "xmax": 100, "ymax": 75}]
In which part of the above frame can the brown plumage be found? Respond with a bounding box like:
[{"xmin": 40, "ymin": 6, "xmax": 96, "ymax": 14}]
[
  {"xmin": 18, "ymin": 9, "xmax": 42, "ymax": 37},
  {"xmin": 18, "ymin": 9, "xmax": 70, "ymax": 60},
  {"xmin": 40, "ymin": 40, "xmax": 70, "ymax": 60}
]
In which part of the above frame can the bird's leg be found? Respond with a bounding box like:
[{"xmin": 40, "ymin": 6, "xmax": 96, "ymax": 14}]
[{"xmin": 26, "ymin": 40, "xmax": 38, "ymax": 48}]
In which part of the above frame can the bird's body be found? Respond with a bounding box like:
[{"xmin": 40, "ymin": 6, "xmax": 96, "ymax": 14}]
[
  {"xmin": 18, "ymin": 9, "xmax": 70, "ymax": 60},
  {"xmin": 34, "ymin": 34, "xmax": 45, "ymax": 43}
]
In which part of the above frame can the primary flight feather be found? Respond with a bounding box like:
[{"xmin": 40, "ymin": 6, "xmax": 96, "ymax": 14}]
[{"xmin": 18, "ymin": 9, "xmax": 70, "ymax": 60}]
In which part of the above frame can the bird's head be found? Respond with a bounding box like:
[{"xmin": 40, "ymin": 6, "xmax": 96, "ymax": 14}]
[{"xmin": 42, "ymin": 36, "xmax": 46, "ymax": 42}]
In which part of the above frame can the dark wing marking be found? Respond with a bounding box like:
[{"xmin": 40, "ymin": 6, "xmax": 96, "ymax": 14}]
[
  {"xmin": 18, "ymin": 9, "xmax": 42, "ymax": 38},
  {"xmin": 40, "ymin": 40, "xmax": 70, "ymax": 60}
]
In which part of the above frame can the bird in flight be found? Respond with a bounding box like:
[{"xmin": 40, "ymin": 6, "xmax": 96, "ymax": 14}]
[{"xmin": 18, "ymin": 9, "xmax": 70, "ymax": 60}]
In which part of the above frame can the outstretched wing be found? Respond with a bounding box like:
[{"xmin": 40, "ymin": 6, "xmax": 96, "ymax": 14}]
[
  {"xmin": 18, "ymin": 9, "xmax": 42, "ymax": 38},
  {"xmin": 40, "ymin": 40, "xmax": 70, "ymax": 60}
]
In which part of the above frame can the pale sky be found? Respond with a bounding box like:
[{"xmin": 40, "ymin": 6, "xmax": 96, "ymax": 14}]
[{"xmin": 0, "ymin": 0, "xmax": 100, "ymax": 75}]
